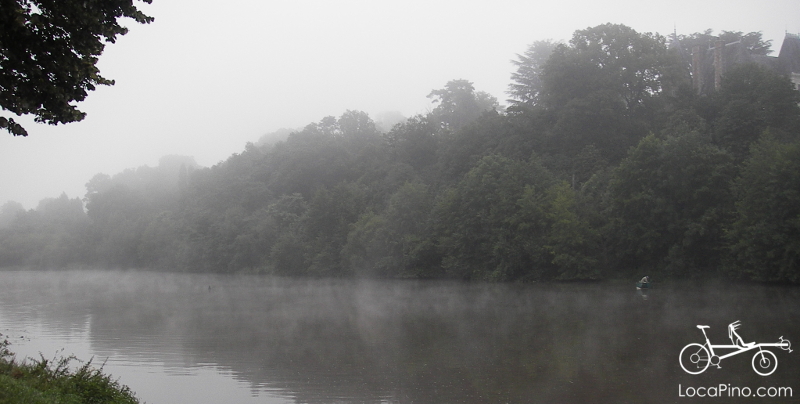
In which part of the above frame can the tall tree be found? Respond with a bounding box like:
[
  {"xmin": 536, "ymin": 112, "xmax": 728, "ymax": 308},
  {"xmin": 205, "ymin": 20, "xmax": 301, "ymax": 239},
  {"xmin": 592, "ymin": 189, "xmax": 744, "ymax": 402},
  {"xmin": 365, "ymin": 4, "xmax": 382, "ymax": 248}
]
[
  {"xmin": 542, "ymin": 24, "xmax": 672, "ymax": 112},
  {"xmin": 427, "ymin": 79, "xmax": 498, "ymax": 132},
  {"xmin": 507, "ymin": 39, "xmax": 559, "ymax": 109},
  {"xmin": 0, "ymin": 0, "xmax": 154, "ymax": 136},
  {"xmin": 539, "ymin": 24, "xmax": 676, "ymax": 160},
  {"xmin": 0, "ymin": 200, "xmax": 24, "ymax": 228}
]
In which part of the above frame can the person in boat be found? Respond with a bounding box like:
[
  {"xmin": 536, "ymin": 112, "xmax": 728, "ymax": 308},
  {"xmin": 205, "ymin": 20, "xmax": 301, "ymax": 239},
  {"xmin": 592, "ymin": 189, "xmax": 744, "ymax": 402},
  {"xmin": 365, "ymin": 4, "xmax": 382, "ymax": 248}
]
[
  {"xmin": 728, "ymin": 320, "xmax": 754, "ymax": 348},
  {"xmin": 639, "ymin": 276, "xmax": 650, "ymax": 285}
]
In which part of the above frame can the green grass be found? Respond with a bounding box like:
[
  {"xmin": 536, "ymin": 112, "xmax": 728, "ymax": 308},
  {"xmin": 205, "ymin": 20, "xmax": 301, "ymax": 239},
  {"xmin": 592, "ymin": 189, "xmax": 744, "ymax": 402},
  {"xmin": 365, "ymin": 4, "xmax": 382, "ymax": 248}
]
[{"xmin": 0, "ymin": 337, "xmax": 141, "ymax": 404}]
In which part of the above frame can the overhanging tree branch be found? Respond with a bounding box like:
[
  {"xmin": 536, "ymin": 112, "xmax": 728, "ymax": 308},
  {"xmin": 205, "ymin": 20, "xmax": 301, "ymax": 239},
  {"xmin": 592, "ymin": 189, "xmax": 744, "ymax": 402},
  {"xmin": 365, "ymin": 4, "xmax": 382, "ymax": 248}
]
[{"xmin": 0, "ymin": 0, "xmax": 154, "ymax": 136}]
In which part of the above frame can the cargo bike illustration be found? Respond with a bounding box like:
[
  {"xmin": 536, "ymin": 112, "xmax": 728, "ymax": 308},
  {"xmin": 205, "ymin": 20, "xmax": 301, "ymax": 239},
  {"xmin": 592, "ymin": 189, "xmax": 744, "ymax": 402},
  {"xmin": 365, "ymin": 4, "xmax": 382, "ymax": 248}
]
[{"xmin": 679, "ymin": 321, "xmax": 792, "ymax": 376}]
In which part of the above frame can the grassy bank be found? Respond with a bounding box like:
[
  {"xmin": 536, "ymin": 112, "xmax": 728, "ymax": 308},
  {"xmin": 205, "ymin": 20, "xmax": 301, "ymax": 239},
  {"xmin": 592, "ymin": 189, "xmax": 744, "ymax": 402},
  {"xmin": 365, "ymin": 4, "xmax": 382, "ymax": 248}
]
[{"xmin": 0, "ymin": 337, "xmax": 140, "ymax": 404}]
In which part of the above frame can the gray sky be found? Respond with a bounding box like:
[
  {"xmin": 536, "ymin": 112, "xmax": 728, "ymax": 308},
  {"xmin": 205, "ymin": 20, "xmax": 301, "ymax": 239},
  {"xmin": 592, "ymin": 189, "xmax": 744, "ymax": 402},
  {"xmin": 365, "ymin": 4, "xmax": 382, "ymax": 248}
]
[{"xmin": 2, "ymin": 0, "xmax": 798, "ymax": 209}]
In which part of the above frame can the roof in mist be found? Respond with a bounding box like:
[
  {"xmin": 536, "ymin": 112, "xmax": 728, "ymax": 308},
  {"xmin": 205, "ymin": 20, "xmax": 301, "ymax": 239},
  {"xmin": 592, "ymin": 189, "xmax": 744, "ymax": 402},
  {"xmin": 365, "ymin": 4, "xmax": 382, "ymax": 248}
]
[{"xmin": 1, "ymin": 0, "xmax": 798, "ymax": 208}]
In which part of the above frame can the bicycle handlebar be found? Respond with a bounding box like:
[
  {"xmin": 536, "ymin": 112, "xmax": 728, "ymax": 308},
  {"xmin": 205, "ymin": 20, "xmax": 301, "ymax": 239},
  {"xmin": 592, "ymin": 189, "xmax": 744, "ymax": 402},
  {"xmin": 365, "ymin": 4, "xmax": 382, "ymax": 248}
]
[{"xmin": 779, "ymin": 336, "xmax": 792, "ymax": 353}]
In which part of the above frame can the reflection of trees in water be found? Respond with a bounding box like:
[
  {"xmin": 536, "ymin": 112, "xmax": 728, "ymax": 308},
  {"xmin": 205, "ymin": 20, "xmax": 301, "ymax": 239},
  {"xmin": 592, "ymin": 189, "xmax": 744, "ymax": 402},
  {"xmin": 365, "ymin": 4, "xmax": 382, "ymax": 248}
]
[{"xmin": 1, "ymin": 271, "xmax": 799, "ymax": 404}]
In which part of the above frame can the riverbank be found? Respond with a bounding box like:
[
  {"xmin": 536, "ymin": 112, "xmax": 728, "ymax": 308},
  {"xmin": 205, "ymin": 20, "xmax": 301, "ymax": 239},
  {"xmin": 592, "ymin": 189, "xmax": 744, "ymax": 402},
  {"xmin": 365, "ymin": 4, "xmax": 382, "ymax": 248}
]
[{"xmin": 0, "ymin": 337, "xmax": 140, "ymax": 404}]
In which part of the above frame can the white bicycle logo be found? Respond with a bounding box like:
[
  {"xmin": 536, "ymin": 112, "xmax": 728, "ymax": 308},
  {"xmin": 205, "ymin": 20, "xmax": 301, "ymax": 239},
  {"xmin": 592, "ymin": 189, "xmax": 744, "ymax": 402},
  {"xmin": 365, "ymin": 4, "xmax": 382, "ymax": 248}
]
[{"xmin": 680, "ymin": 321, "xmax": 792, "ymax": 376}]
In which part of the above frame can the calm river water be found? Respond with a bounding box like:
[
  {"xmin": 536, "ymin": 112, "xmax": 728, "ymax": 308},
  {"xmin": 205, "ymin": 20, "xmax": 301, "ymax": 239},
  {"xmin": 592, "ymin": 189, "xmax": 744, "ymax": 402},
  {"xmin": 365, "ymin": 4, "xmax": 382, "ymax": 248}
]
[{"xmin": 0, "ymin": 269, "xmax": 798, "ymax": 404}]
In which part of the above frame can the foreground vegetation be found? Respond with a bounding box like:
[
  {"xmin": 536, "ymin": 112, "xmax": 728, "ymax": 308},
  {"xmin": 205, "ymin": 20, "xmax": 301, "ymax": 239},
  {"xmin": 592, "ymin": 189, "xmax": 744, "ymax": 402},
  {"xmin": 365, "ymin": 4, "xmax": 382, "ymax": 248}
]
[
  {"xmin": 1, "ymin": 24, "xmax": 799, "ymax": 283},
  {"xmin": 0, "ymin": 338, "xmax": 140, "ymax": 404}
]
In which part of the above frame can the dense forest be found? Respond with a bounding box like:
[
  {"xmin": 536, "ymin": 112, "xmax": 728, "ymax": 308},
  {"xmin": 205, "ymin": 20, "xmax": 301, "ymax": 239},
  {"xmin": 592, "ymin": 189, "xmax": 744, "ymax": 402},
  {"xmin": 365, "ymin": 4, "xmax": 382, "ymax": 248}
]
[{"xmin": 2, "ymin": 24, "xmax": 799, "ymax": 282}]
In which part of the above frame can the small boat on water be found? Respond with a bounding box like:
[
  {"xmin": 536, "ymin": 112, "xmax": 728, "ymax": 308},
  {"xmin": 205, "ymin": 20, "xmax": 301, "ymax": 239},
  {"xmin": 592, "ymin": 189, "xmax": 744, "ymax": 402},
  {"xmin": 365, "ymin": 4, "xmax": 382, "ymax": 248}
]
[{"xmin": 636, "ymin": 276, "xmax": 651, "ymax": 289}]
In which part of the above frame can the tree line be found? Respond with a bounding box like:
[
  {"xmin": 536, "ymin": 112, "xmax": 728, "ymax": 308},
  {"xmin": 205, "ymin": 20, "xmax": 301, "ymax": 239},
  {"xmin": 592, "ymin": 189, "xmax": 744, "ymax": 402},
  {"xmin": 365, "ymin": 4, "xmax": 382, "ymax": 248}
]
[{"xmin": 2, "ymin": 23, "xmax": 799, "ymax": 282}]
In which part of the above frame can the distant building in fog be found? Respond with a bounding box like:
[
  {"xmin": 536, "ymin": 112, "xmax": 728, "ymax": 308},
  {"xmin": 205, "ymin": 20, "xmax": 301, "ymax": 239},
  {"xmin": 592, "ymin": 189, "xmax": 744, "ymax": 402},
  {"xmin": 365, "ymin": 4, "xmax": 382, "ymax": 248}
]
[
  {"xmin": 761, "ymin": 33, "xmax": 800, "ymax": 92},
  {"xmin": 777, "ymin": 34, "xmax": 800, "ymax": 91},
  {"xmin": 675, "ymin": 32, "xmax": 800, "ymax": 95}
]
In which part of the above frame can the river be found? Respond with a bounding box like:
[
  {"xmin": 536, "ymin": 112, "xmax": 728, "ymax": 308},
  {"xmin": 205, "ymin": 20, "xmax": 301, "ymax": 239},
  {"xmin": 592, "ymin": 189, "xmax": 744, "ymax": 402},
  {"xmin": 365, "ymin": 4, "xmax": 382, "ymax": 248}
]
[{"xmin": 0, "ymin": 269, "xmax": 797, "ymax": 403}]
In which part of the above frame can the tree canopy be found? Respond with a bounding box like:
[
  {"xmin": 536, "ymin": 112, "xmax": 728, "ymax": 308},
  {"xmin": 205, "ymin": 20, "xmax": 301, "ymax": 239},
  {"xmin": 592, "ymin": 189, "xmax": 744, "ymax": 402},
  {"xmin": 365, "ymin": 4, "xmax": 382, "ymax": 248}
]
[
  {"xmin": 2, "ymin": 23, "xmax": 799, "ymax": 283},
  {"xmin": 507, "ymin": 39, "xmax": 559, "ymax": 109},
  {"xmin": 427, "ymin": 79, "xmax": 498, "ymax": 132},
  {"xmin": 0, "ymin": 0, "xmax": 154, "ymax": 136}
]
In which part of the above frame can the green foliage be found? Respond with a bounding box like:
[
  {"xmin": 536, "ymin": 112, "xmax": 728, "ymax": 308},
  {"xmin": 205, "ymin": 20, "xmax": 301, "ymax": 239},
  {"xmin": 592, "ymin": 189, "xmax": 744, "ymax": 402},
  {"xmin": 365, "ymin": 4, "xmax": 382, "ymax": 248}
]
[
  {"xmin": 2, "ymin": 22, "xmax": 799, "ymax": 282},
  {"xmin": 726, "ymin": 137, "xmax": 800, "ymax": 282},
  {"xmin": 548, "ymin": 89, "xmax": 636, "ymax": 160},
  {"xmin": 267, "ymin": 195, "xmax": 310, "ymax": 275},
  {"xmin": 507, "ymin": 39, "xmax": 559, "ymax": 108},
  {"xmin": 540, "ymin": 182, "xmax": 600, "ymax": 280},
  {"xmin": 0, "ymin": 201, "xmax": 25, "ymax": 228},
  {"xmin": 434, "ymin": 154, "xmax": 555, "ymax": 281},
  {"xmin": 344, "ymin": 182, "xmax": 436, "ymax": 277},
  {"xmin": 435, "ymin": 109, "xmax": 509, "ymax": 182},
  {"xmin": 0, "ymin": 339, "xmax": 140, "ymax": 404},
  {"xmin": 268, "ymin": 113, "xmax": 376, "ymax": 198},
  {"xmin": 0, "ymin": 194, "xmax": 89, "ymax": 268},
  {"xmin": 0, "ymin": 0, "xmax": 153, "ymax": 136},
  {"xmin": 713, "ymin": 64, "xmax": 800, "ymax": 160},
  {"xmin": 385, "ymin": 115, "xmax": 440, "ymax": 173},
  {"xmin": 676, "ymin": 30, "xmax": 773, "ymax": 58},
  {"xmin": 543, "ymin": 24, "xmax": 672, "ymax": 111},
  {"xmin": 427, "ymin": 79, "xmax": 498, "ymax": 132},
  {"xmin": 608, "ymin": 133, "xmax": 735, "ymax": 275},
  {"xmin": 538, "ymin": 24, "xmax": 678, "ymax": 161},
  {"xmin": 304, "ymin": 183, "xmax": 367, "ymax": 276}
]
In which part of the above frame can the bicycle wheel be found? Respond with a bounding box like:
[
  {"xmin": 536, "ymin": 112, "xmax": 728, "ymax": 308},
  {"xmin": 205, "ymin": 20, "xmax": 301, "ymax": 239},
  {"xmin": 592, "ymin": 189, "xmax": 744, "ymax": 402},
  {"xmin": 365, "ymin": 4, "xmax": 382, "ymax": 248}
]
[
  {"xmin": 752, "ymin": 350, "xmax": 778, "ymax": 376},
  {"xmin": 680, "ymin": 343, "xmax": 711, "ymax": 374}
]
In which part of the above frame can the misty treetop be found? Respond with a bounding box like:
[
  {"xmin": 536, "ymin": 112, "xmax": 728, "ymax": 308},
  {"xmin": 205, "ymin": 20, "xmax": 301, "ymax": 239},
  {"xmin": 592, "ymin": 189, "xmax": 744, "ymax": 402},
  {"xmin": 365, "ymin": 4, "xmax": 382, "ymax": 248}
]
[
  {"xmin": 0, "ymin": 0, "xmax": 154, "ymax": 136},
  {"xmin": 2, "ymin": 23, "xmax": 799, "ymax": 282}
]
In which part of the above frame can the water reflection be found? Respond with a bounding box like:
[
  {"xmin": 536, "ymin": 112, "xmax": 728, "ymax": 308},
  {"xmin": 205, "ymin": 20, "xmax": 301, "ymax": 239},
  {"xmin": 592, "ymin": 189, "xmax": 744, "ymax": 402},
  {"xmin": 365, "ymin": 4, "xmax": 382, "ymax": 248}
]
[{"xmin": 0, "ymin": 270, "xmax": 798, "ymax": 404}]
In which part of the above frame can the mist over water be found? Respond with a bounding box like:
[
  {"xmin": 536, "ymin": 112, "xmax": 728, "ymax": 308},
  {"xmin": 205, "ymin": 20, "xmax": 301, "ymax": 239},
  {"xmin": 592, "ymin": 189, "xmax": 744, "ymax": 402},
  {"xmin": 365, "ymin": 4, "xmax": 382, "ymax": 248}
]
[{"xmin": 0, "ymin": 269, "xmax": 798, "ymax": 403}]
